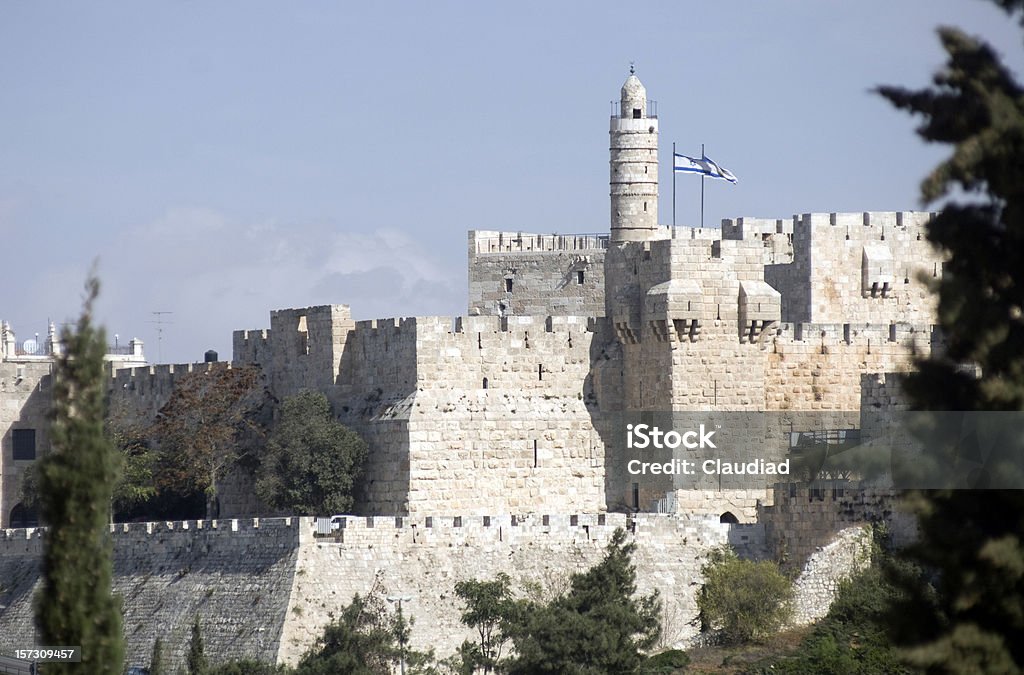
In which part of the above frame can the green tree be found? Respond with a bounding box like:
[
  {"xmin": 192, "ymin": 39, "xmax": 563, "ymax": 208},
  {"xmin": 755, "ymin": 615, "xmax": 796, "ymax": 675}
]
[
  {"xmin": 33, "ymin": 275, "xmax": 125, "ymax": 673},
  {"xmin": 696, "ymin": 547, "xmax": 793, "ymax": 645},
  {"xmin": 877, "ymin": 3, "xmax": 1024, "ymax": 672},
  {"xmin": 153, "ymin": 365, "xmax": 268, "ymax": 518},
  {"xmin": 188, "ymin": 615, "xmax": 208, "ymax": 675},
  {"xmin": 294, "ymin": 592, "xmax": 402, "ymax": 675},
  {"xmin": 15, "ymin": 461, "xmax": 40, "ymax": 513},
  {"xmin": 255, "ymin": 391, "xmax": 367, "ymax": 515},
  {"xmin": 150, "ymin": 637, "xmax": 164, "ymax": 675},
  {"xmin": 453, "ymin": 573, "xmax": 515, "ymax": 673},
  {"xmin": 106, "ymin": 415, "xmax": 159, "ymax": 518},
  {"xmin": 503, "ymin": 528, "xmax": 661, "ymax": 674}
]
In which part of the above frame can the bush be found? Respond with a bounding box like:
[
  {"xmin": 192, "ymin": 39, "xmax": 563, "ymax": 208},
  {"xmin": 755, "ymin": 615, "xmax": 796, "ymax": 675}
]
[
  {"xmin": 641, "ymin": 648, "xmax": 690, "ymax": 673},
  {"xmin": 744, "ymin": 560, "xmax": 915, "ymax": 674},
  {"xmin": 697, "ymin": 548, "xmax": 793, "ymax": 644}
]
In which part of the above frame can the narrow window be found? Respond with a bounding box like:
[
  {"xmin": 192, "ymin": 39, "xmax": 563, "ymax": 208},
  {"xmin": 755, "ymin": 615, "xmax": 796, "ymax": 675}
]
[
  {"xmin": 425, "ymin": 517, "xmax": 433, "ymax": 528},
  {"xmin": 843, "ymin": 323, "xmax": 851, "ymax": 344},
  {"xmin": 482, "ymin": 377, "xmax": 488, "ymax": 389},
  {"xmin": 632, "ymin": 483, "xmax": 640, "ymax": 510},
  {"xmin": 12, "ymin": 429, "xmax": 35, "ymax": 460},
  {"xmin": 632, "ymin": 108, "xmax": 641, "ymax": 119},
  {"xmin": 505, "ymin": 278, "xmax": 513, "ymax": 292},
  {"xmin": 395, "ymin": 517, "xmax": 403, "ymax": 528},
  {"xmin": 542, "ymin": 515, "xmax": 550, "ymax": 526},
  {"xmin": 598, "ymin": 514, "xmax": 606, "ymax": 526},
  {"xmin": 538, "ymin": 364, "xmax": 543, "ymax": 381},
  {"xmin": 570, "ymin": 515, "xmax": 578, "ymax": 526},
  {"xmin": 576, "ymin": 270, "xmax": 584, "ymax": 285},
  {"xmin": 483, "ymin": 516, "xmax": 491, "ymax": 527},
  {"xmin": 533, "ymin": 440, "xmax": 538, "ymax": 468},
  {"xmin": 643, "ymin": 201, "xmax": 647, "ymax": 212},
  {"xmin": 453, "ymin": 516, "xmax": 462, "ymax": 528}
]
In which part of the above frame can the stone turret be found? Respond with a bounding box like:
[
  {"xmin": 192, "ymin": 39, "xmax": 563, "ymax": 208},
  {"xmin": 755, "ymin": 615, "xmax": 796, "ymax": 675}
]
[{"xmin": 610, "ymin": 68, "xmax": 659, "ymax": 242}]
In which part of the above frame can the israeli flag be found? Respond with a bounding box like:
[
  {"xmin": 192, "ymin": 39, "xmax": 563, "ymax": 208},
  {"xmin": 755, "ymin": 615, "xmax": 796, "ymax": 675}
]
[{"xmin": 674, "ymin": 153, "xmax": 738, "ymax": 184}]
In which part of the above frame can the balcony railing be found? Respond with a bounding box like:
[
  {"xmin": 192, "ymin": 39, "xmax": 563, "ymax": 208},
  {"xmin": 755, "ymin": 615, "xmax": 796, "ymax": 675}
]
[{"xmin": 475, "ymin": 233, "xmax": 609, "ymax": 254}]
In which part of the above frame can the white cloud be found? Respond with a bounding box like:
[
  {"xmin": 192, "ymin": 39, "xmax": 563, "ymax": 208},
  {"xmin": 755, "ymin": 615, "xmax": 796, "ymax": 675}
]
[{"xmin": 91, "ymin": 207, "xmax": 463, "ymax": 363}]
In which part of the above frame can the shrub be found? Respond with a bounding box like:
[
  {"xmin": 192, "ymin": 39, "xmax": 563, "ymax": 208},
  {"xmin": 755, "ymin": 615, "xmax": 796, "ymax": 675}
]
[{"xmin": 697, "ymin": 548, "xmax": 793, "ymax": 644}]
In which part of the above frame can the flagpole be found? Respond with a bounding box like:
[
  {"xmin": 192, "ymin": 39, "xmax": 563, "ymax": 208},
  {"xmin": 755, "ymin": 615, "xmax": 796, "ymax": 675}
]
[
  {"xmin": 672, "ymin": 141, "xmax": 676, "ymax": 229},
  {"xmin": 700, "ymin": 143, "xmax": 705, "ymax": 229}
]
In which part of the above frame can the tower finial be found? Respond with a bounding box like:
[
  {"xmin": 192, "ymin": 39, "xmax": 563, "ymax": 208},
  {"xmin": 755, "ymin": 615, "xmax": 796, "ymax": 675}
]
[{"xmin": 629, "ymin": 61, "xmax": 635, "ymax": 75}]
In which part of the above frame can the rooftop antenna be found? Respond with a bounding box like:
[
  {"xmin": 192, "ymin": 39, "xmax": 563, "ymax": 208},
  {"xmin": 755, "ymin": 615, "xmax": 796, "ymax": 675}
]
[{"xmin": 148, "ymin": 311, "xmax": 174, "ymax": 363}]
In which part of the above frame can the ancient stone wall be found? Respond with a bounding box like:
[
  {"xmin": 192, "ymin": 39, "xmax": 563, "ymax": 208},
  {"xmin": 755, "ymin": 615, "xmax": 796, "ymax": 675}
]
[
  {"xmin": 468, "ymin": 230, "xmax": 607, "ymax": 317},
  {"xmin": 320, "ymin": 313, "xmax": 607, "ymax": 515},
  {"xmin": 0, "ymin": 517, "xmax": 299, "ymax": 672},
  {"xmin": 758, "ymin": 483, "xmax": 915, "ymax": 575},
  {"xmin": 766, "ymin": 212, "xmax": 941, "ymax": 325},
  {"xmin": 279, "ymin": 513, "xmax": 732, "ymax": 664},
  {"xmin": 0, "ymin": 361, "xmax": 51, "ymax": 528},
  {"xmin": 0, "ymin": 498, "xmax": 909, "ymax": 670}
]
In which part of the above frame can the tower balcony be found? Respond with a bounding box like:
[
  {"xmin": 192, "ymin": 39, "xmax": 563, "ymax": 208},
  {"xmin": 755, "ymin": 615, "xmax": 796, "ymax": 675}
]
[{"xmin": 609, "ymin": 99, "xmax": 658, "ymax": 119}]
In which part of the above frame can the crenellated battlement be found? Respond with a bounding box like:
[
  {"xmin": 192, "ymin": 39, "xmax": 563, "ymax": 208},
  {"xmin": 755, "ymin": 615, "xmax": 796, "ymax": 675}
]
[
  {"xmin": 108, "ymin": 360, "xmax": 233, "ymax": 396},
  {"xmin": 773, "ymin": 321, "xmax": 936, "ymax": 346},
  {"xmin": 349, "ymin": 314, "xmax": 597, "ymax": 340},
  {"xmin": 310, "ymin": 511, "xmax": 735, "ymax": 547},
  {"xmin": 0, "ymin": 517, "xmax": 301, "ymax": 559},
  {"xmin": 232, "ymin": 328, "xmax": 271, "ymax": 365},
  {"xmin": 723, "ymin": 211, "xmax": 933, "ymax": 240}
]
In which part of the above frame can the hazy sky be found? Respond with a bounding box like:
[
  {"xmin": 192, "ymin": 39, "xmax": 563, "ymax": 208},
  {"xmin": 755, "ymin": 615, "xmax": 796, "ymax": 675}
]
[{"xmin": 2, "ymin": 1, "xmax": 1022, "ymax": 363}]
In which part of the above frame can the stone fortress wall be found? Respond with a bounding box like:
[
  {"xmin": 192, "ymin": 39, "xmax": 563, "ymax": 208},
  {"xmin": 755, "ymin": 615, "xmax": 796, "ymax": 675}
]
[
  {"xmin": 0, "ymin": 360, "xmax": 51, "ymax": 530},
  {"xmin": 467, "ymin": 230, "xmax": 608, "ymax": 318},
  {"xmin": 0, "ymin": 517, "xmax": 298, "ymax": 670},
  {"xmin": 0, "ymin": 485, "xmax": 901, "ymax": 671},
  {"xmin": 223, "ymin": 200, "xmax": 944, "ymax": 520}
]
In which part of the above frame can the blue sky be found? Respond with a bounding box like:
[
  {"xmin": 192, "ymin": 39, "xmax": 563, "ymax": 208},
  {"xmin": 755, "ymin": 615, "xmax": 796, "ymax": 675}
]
[{"xmin": 2, "ymin": 1, "xmax": 1022, "ymax": 363}]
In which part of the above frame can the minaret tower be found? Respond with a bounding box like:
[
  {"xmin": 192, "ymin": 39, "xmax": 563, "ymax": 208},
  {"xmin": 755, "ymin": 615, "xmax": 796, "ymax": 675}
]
[{"xmin": 610, "ymin": 67, "xmax": 659, "ymax": 242}]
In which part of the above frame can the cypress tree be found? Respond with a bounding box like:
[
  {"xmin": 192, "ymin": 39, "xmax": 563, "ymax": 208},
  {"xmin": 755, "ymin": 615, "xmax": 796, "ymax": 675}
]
[
  {"xmin": 188, "ymin": 615, "xmax": 208, "ymax": 675},
  {"xmin": 150, "ymin": 637, "xmax": 164, "ymax": 675},
  {"xmin": 34, "ymin": 275, "xmax": 124, "ymax": 672}
]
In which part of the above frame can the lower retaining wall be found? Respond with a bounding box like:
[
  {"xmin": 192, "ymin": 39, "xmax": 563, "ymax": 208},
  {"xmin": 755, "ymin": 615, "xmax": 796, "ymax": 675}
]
[
  {"xmin": 278, "ymin": 513, "xmax": 734, "ymax": 663},
  {"xmin": 0, "ymin": 518, "xmax": 300, "ymax": 670},
  {"xmin": 0, "ymin": 510, "xmax": 880, "ymax": 669}
]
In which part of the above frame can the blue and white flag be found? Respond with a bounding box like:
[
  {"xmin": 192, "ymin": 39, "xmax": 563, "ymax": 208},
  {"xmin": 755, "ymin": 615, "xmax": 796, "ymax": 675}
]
[{"xmin": 674, "ymin": 153, "xmax": 738, "ymax": 184}]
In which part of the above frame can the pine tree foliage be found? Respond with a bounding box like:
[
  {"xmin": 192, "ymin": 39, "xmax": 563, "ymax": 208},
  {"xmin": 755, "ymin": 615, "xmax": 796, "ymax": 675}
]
[
  {"xmin": 33, "ymin": 275, "xmax": 125, "ymax": 673},
  {"xmin": 294, "ymin": 588, "xmax": 409, "ymax": 675},
  {"xmin": 255, "ymin": 391, "xmax": 367, "ymax": 515},
  {"xmin": 503, "ymin": 528, "xmax": 661, "ymax": 674},
  {"xmin": 877, "ymin": 3, "xmax": 1024, "ymax": 671}
]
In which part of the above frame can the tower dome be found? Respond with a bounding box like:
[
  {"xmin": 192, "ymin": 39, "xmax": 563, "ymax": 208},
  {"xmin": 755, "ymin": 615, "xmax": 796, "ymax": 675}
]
[{"xmin": 620, "ymin": 74, "xmax": 647, "ymax": 119}]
